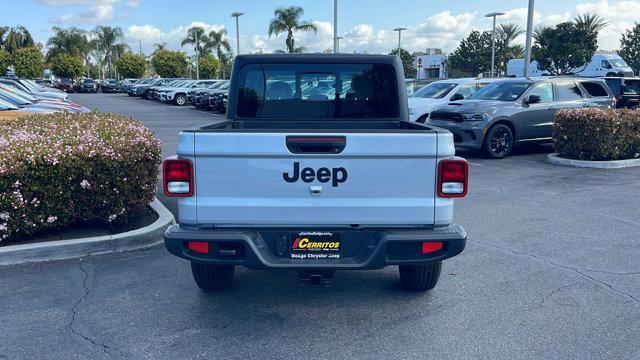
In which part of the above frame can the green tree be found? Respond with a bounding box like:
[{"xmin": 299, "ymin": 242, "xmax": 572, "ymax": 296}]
[
  {"xmin": 199, "ymin": 54, "xmax": 220, "ymax": 78},
  {"xmin": 532, "ymin": 22, "xmax": 597, "ymax": 75},
  {"xmin": 268, "ymin": 6, "xmax": 318, "ymax": 53},
  {"xmin": 205, "ymin": 29, "xmax": 231, "ymax": 59},
  {"xmin": 12, "ymin": 46, "xmax": 43, "ymax": 78},
  {"xmin": 50, "ymin": 53, "xmax": 84, "ymax": 78},
  {"xmin": 619, "ymin": 22, "xmax": 640, "ymax": 74},
  {"xmin": 92, "ymin": 26, "xmax": 126, "ymax": 78},
  {"xmin": 0, "ymin": 49, "xmax": 10, "ymax": 75},
  {"xmin": 389, "ymin": 48, "xmax": 416, "ymax": 78},
  {"xmin": 115, "ymin": 52, "xmax": 146, "ymax": 78},
  {"xmin": 151, "ymin": 49, "xmax": 188, "ymax": 77},
  {"xmin": 45, "ymin": 27, "xmax": 90, "ymax": 65},
  {"xmin": 446, "ymin": 30, "xmax": 492, "ymax": 77},
  {"xmin": 3, "ymin": 26, "xmax": 34, "ymax": 53}
]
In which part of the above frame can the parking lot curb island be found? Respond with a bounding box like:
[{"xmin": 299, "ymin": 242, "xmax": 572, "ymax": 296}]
[
  {"xmin": 0, "ymin": 199, "xmax": 175, "ymax": 266},
  {"xmin": 546, "ymin": 153, "xmax": 640, "ymax": 169}
]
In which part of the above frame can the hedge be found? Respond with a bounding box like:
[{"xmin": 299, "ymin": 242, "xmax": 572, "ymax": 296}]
[
  {"xmin": 0, "ymin": 112, "xmax": 162, "ymax": 243},
  {"xmin": 553, "ymin": 108, "xmax": 640, "ymax": 161}
]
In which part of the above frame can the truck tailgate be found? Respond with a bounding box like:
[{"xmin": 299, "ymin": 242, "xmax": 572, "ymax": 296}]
[{"xmin": 191, "ymin": 132, "xmax": 438, "ymax": 226}]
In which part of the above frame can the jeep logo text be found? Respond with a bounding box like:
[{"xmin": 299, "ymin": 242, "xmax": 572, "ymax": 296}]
[{"xmin": 283, "ymin": 162, "xmax": 348, "ymax": 187}]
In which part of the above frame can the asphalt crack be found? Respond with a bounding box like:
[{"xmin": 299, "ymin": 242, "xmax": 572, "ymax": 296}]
[
  {"xmin": 471, "ymin": 239, "xmax": 640, "ymax": 305},
  {"xmin": 66, "ymin": 260, "xmax": 123, "ymax": 357}
]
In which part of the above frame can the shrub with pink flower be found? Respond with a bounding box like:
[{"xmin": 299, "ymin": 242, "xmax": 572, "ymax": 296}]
[
  {"xmin": 0, "ymin": 112, "xmax": 162, "ymax": 243},
  {"xmin": 554, "ymin": 108, "xmax": 640, "ymax": 161}
]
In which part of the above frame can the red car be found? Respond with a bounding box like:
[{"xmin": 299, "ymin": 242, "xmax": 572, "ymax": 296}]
[{"xmin": 57, "ymin": 78, "xmax": 75, "ymax": 93}]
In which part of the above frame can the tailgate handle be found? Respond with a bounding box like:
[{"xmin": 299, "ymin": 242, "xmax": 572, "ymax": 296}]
[{"xmin": 286, "ymin": 136, "xmax": 346, "ymax": 154}]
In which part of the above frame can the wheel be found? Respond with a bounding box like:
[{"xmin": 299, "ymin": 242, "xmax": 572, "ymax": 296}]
[
  {"xmin": 191, "ymin": 262, "xmax": 235, "ymax": 290},
  {"xmin": 174, "ymin": 94, "xmax": 187, "ymax": 106},
  {"xmin": 482, "ymin": 123, "xmax": 514, "ymax": 159},
  {"xmin": 399, "ymin": 261, "xmax": 442, "ymax": 292}
]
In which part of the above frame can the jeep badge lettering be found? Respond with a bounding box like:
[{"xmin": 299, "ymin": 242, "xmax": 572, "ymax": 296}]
[{"xmin": 283, "ymin": 162, "xmax": 348, "ymax": 187}]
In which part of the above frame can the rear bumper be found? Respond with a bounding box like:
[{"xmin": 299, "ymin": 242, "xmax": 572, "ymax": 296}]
[{"xmin": 164, "ymin": 224, "xmax": 466, "ymax": 270}]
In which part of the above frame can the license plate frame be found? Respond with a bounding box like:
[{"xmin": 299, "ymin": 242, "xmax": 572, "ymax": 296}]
[{"xmin": 290, "ymin": 231, "xmax": 342, "ymax": 259}]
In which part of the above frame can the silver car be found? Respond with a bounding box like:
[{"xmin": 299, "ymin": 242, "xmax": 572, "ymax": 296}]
[{"xmin": 427, "ymin": 77, "xmax": 615, "ymax": 158}]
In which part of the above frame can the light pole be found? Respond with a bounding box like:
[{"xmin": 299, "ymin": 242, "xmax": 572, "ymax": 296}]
[
  {"xmin": 523, "ymin": 0, "xmax": 535, "ymax": 77},
  {"xmin": 393, "ymin": 27, "xmax": 407, "ymax": 56},
  {"xmin": 138, "ymin": 41, "xmax": 142, "ymax": 56},
  {"xmin": 333, "ymin": 0, "xmax": 338, "ymax": 53},
  {"xmin": 193, "ymin": 28, "xmax": 199, "ymax": 80},
  {"xmin": 231, "ymin": 12, "xmax": 244, "ymax": 55},
  {"xmin": 485, "ymin": 12, "xmax": 505, "ymax": 78}
]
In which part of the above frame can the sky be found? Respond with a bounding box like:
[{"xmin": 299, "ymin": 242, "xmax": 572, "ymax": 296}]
[{"xmin": 1, "ymin": 0, "xmax": 638, "ymax": 57}]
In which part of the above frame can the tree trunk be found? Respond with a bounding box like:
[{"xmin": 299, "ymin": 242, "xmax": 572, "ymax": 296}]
[{"xmin": 286, "ymin": 30, "xmax": 294, "ymax": 53}]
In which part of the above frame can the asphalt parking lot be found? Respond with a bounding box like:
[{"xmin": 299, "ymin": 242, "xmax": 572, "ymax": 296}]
[{"xmin": 2, "ymin": 93, "xmax": 640, "ymax": 359}]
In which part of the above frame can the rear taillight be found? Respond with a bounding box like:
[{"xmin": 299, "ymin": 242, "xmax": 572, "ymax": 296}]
[
  {"xmin": 187, "ymin": 241, "xmax": 209, "ymax": 254},
  {"xmin": 163, "ymin": 158, "xmax": 193, "ymax": 197},
  {"xmin": 437, "ymin": 159, "xmax": 468, "ymax": 198}
]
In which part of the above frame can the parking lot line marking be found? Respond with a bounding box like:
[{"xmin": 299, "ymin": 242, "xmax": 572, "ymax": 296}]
[{"xmin": 468, "ymin": 162, "xmax": 483, "ymax": 166}]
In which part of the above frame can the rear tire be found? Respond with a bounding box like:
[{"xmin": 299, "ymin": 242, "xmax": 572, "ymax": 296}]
[
  {"xmin": 191, "ymin": 262, "xmax": 235, "ymax": 290},
  {"xmin": 399, "ymin": 261, "xmax": 442, "ymax": 292}
]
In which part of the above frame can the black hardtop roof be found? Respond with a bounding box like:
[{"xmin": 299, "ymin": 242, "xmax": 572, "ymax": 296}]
[{"xmin": 234, "ymin": 53, "xmax": 399, "ymax": 65}]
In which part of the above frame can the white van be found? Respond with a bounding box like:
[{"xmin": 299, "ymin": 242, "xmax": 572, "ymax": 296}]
[
  {"xmin": 574, "ymin": 53, "xmax": 634, "ymax": 77},
  {"xmin": 408, "ymin": 78, "xmax": 496, "ymax": 122},
  {"xmin": 507, "ymin": 59, "xmax": 550, "ymax": 77},
  {"xmin": 508, "ymin": 53, "xmax": 634, "ymax": 78}
]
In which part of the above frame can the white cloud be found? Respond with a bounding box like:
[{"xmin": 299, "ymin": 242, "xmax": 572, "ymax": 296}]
[
  {"xmin": 124, "ymin": 21, "xmax": 226, "ymax": 55},
  {"xmin": 576, "ymin": 0, "xmax": 640, "ymax": 50},
  {"xmin": 125, "ymin": 0, "xmax": 139, "ymax": 8},
  {"xmin": 115, "ymin": 1, "xmax": 637, "ymax": 56},
  {"xmin": 52, "ymin": 0, "xmax": 117, "ymax": 24}
]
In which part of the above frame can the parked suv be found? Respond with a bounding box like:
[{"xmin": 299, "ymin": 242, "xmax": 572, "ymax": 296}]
[
  {"xmin": 428, "ymin": 77, "xmax": 615, "ymax": 158},
  {"xmin": 602, "ymin": 77, "xmax": 640, "ymax": 109},
  {"xmin": 409, "ymin": 78, "xmax": 495, "ymax": 122},
  {"xmin": 77, "ymin": 78, "xmax": 98, "ymax": 93}
]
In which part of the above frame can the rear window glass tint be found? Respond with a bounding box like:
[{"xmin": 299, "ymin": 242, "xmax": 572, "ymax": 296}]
[
  {"xmin": 556, "ymin": 82, "xmax": 583, "ymax": 101},
  {"xmin": 237, "ymin": 63, "xmax": 399, "ymax": 119},
  {"xmin": 581, "ymin": 82, "xmax": 609, "ymax": 97}
]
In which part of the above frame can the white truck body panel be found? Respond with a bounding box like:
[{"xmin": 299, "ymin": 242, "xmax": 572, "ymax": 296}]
[{"xmin": 179, "ymin": 131, "xmax": 446, "ymax": 226}]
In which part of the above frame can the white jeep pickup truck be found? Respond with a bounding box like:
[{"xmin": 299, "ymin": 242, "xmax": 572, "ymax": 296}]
[{"xmin": 163, "ymin": 54, "xmax": 468, "ymax": 291}]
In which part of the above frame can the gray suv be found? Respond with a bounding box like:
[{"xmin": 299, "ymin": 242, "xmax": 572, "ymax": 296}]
[{"xmin": 427, "ymin": 77, "xmax": 615, "ymax": 158}]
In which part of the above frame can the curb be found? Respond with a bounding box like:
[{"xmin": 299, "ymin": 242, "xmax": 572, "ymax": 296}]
[
  {"xmin": 0, "ymin": 199, "xmax": 175, "ymax": 266},
  {"xmin": 546, "ymin": 153, "xmax": 640, "ymax": 169}
]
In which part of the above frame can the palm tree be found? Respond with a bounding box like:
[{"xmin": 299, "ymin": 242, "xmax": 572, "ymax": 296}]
[
  {"xmin": 496, "ymin": 23, "xmax": 524, "ymax": 46},
  {"xmin": 268, "ymin": 6, "xmax": 318, "ymax": 53},
  {"xmin": 46, "ymin": 27, "xmax": 90, "ymax": 64},
  {"xmin": 218, "ymin": 51, "xmax": 233, "ymax": 79},
  {"xmin": 181, "ymin": 26, "xmax": 209, "ymax": 56},
  {"xmin": 573, "ymin": 13, "xmax": 609, "ymax": 34},
  {"xmin": 110, "ymin": 43, "xmax": 130, "ymax": 79},
  {"xmin": 92, "ymin": 26, "xmax": 126, "ymax": 78},
  {"xmin": 205, "ymin": 29, "xmax": 231, "ymax": 59},
  {"xmin": 3, "ymin": 26, "xmax": 34, "ymax": 53},
  {"xmin": 153, "ymin": 42, "xmax": 167, "ymax": 54},
  {"xmin": 0, "ymin": 26, "xmax": 8, "ymax": 48},
  {"xmin": 495, "ymin": 23, "xmax": 525, "ymax": 74}
]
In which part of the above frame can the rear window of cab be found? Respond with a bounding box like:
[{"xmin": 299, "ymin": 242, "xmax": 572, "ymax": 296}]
[{"xmin": 236, "ymin": 63, "xmax": 399, "ymax": 119}]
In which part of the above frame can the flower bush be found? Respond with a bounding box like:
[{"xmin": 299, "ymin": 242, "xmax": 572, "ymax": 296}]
[
  {"xmin": 553, "ymin": 108, "xmax": 640, "ymax": 161},
  {"xmin": 0, "ymin": 112, "xmax": 162, "ymax": 244}
]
